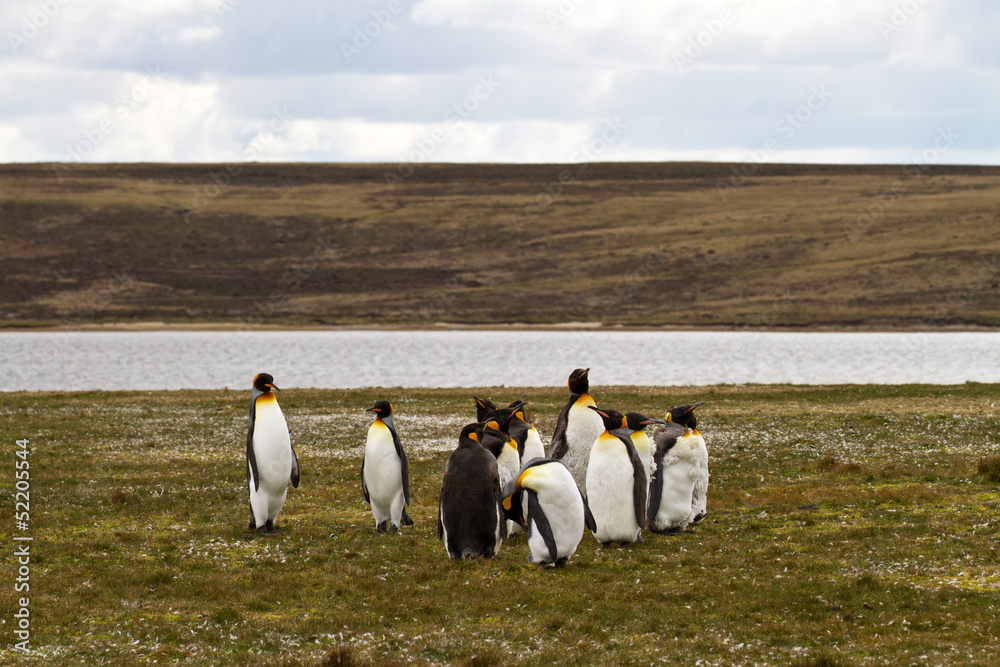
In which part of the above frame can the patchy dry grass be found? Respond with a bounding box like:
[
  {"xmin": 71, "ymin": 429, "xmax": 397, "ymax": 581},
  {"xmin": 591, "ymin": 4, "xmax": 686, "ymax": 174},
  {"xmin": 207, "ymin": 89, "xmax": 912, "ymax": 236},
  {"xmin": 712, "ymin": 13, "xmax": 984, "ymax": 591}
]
[{"xmin": 1, "ymin": 383, "xmax": 1000, "ymax": 665}]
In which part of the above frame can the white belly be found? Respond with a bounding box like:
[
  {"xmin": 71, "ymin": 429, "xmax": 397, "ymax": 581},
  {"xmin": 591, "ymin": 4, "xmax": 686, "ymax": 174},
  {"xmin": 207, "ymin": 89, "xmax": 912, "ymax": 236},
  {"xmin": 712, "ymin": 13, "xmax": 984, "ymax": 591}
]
[
  {"xmin": 496, "ymin": 445, "xmax": 520, "ymax": 488},
  {"xmin": 522, "ymin": 426, "xmax": 546, "ymax": 463},
  {"xmin": 252, "ymin": 400, "xmax": 292, "ymax": 491},
  {"xmin": 586, "ymin": 435, "xmax": 641, "ymax": 543},
  {"xmin": 562, "ymin": 396, "xmax": 605, "ymax": 494},
  {"xmin": 652, "ymin": 460, "xmax": 697, "ymax": 529}
]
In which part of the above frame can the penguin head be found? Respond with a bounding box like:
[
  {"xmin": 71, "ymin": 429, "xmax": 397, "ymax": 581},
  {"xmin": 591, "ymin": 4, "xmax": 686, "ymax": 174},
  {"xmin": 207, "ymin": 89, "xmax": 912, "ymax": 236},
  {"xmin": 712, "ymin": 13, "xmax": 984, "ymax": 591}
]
[
  {"xmin": 588, "ymin": 406, "xmax": 629, "ymax": 436},
  {"xmin": 664, "ymin": 401, "xmax": 706, "ymax": 429},
  {"xmin": 472, "ymin": 395, "xmax": 496, "ymax": 422},
  {"xmin": 506, "ymin": 394, "xmax": 527, "ymax": 409},
  {"xmin": 252, "ymin": 373, "xmax": 280, "ymax": 393},
  {"xmin": 567, "ymin": 368, "xmax": 590, "ymax": 395},
  {"xmin": 459, "ymin": 422, "xmax": 484, "ymax": 447},
  {"xmin": 366, "ymin": 399, "xmax": 393, "ymax": 415},
  {"xmin": 366, "ymin": 400, "xmax": 394, "ymax": 427},
  {"xmin": 625, "ymin": 412, "xmax": 667, "ymax": 433},
  {"xmin": 480, "ymin": 419, "xmax": 514, "ymax": 457},
  {"xmin": 491, "ymin": 401, "xmax": 526, "ymax": 431}
]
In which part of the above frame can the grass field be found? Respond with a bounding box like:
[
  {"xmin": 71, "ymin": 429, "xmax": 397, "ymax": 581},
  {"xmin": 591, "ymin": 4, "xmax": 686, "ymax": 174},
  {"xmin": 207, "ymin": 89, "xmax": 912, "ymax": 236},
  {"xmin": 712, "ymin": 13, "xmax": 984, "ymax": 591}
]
[
  {"xmin": 2, "ymin": 162, "xmax": 999, "ymax": 329},
  {"xmin": 2, "ymin": 383, "xmax": 1000, "ymax": 665}
]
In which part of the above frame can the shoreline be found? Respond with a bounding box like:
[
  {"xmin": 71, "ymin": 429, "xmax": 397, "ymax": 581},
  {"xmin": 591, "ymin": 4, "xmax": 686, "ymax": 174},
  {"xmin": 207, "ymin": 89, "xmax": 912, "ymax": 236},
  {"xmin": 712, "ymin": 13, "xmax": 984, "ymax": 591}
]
[{"xmin": 3, "ymin": 321, "xmax": 1000, "ymax": 333}]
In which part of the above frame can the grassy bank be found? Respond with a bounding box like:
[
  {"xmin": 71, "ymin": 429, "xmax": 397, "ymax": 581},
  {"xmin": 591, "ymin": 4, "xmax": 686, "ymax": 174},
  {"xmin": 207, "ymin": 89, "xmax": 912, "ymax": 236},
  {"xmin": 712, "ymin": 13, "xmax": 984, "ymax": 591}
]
[
  {"xmin": 2, "ymin": 383, "xmax": 1000, "ymax": 665},
  {"xmin": 2, "ymin": 162, "xmax": 999, "ymax": 329}
]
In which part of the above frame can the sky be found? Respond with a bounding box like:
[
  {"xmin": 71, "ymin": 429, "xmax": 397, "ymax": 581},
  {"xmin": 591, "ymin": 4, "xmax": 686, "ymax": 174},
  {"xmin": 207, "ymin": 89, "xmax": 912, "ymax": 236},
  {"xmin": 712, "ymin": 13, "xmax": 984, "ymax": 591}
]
[{"xmin": 1, "ymin": 0, "xmax": 998, "ymax": 165}]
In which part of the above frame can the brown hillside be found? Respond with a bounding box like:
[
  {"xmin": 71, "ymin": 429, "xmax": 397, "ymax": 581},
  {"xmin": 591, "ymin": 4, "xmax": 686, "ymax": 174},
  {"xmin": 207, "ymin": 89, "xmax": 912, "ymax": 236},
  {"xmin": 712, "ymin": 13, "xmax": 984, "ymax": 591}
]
[{"xmin": 1, "ymin": 161, "xmax": 998, "ymax": 329}]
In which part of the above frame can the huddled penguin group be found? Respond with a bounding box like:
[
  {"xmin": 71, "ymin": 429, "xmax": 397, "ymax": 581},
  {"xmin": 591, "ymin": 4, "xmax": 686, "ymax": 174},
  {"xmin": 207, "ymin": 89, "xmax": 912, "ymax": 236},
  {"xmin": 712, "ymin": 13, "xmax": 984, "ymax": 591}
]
[{"xmin": 240, "ymin": 369, "xmax": 711, "ymax": 568}]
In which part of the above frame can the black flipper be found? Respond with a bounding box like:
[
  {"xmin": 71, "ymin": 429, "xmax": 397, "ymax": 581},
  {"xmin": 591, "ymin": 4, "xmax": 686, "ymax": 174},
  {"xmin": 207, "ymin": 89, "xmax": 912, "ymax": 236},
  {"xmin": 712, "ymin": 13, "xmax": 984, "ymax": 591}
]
[
  {"xmin": 246, "ymin": 395, "xmax": 261, "ymax": 492},
  {"xmin": 547, "ymin": 393, "xmax": 579, "ymax": 459},
  {"xmin": 388, "ymin": 423, "xmax": 410, "ymax": 505},
  {"xmin": 361, "ymin": 453, "xmax": 371, "ymax": 504},
  {"xmin": 290, "ymin": 443, "xmax": 300, "ymax": 488},
  {"xmin": 581, "ymin": 490, "xmax": 597, "ymax": 533},
  {"xmin": 437, "ymin": 486, "xmax": 444, "ymax": 541},
  {"xmin": 527, "ymin": 490, "xmax": 559, "ymax": 564}
]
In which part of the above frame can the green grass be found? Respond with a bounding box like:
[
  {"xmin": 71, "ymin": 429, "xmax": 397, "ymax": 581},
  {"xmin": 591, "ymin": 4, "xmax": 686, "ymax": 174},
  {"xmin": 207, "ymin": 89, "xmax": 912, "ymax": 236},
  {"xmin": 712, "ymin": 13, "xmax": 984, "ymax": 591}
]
[{"xmin": 2, "ymin": 383, "xmax": 1000, "ymax": 665}]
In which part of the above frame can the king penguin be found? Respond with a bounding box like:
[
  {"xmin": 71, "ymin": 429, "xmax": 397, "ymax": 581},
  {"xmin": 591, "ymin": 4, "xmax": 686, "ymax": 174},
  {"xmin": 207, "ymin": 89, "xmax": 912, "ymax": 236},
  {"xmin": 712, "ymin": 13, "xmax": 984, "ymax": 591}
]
[
  {"xmin": 625, "ymin": 412, "xmax": 667, "ymax": 508},
  {"xmin": 655, "ymin": 401, "xmax": 709, "ymax": 525},
  {"xmin": 245, "ymin": 373, "xmax": 299, "ymax": 535},
  {"xmin": 584, "ymin": 406, "xmax": 647, "ymax": 546},
  {"xmin": 647, "ymin": 405, "xmax": 708, "ymax": 534},
  {"xmin": 498, "ymin": 398, "xmax": 546, "ymax": 465},
  {"xmin": 480, "ymin": 417, "xmax": 523, "ymax": 536},
  {"xmin": 472, "ymin": 395, "xmax": 497, "ymax": 423},
  {"xmin": 501, "ymin": 458, "xmax": 596, "ymax": 567},
  {"xmin": 361, "ymin": 400, "xmax": 413, "ymax": 532},
  {"xmin": 547, "ymin": 368, "xmax": 605, "ymax": 495},
  {"xmin": 438, "ymin": 423, "xmax": 507, "ymax": 560}
]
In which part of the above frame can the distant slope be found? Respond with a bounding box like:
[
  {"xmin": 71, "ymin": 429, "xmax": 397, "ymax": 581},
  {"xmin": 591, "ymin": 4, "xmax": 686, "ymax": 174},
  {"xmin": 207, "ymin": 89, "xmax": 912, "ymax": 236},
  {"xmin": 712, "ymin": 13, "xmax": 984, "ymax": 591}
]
[{"xmin": 1, "ymin": 162, "xmax": 998, "ymax": 329}]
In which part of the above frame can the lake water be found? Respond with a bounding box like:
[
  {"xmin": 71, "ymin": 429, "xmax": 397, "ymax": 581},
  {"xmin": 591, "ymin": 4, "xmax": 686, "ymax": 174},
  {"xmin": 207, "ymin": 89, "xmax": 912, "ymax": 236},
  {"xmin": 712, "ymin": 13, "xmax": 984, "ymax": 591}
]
[{"xmin": 3, "ymin": 330, "xmax": 998, "ymax": 392}]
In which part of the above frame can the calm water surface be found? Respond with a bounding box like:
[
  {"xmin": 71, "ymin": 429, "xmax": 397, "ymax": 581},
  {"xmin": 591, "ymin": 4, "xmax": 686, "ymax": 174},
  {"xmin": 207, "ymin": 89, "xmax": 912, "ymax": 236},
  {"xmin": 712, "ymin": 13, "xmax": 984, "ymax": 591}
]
[{"xmin": 3, "ymin": 330, "xmax": 998, "ymax": 391}]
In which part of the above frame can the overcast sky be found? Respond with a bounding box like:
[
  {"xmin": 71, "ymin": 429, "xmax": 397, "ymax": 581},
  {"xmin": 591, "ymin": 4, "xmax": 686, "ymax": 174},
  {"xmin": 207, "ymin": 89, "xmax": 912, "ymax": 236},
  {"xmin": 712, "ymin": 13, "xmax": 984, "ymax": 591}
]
[{"xmin": 2, "ymin": 0, "xmax": 997, "ymax": 165}]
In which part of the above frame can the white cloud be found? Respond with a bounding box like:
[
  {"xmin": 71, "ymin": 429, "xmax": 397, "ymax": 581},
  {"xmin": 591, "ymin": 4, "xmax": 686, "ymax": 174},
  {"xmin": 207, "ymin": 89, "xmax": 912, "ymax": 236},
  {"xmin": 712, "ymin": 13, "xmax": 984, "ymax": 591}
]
[
  {"xmin": 0, "ymin": 0, "xmax": 995, "ymax": 164},
  {"xmin": 175, "ymin": 25, "xmax": 221, "ymax": 43}
]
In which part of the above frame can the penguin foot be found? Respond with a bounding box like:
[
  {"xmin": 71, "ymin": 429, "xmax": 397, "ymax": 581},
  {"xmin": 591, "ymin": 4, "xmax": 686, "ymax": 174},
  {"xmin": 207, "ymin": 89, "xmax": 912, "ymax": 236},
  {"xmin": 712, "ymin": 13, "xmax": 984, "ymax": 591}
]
[
  {"xmin": 692, "ymin": 512, "xmax": 707, "ymax": 524},
  {"xmin": 248, "ymin": 520, "xmax": 256, "ymax": 531},
  {"xmin": 401, "ymin": 508, "xmax": 414, "ymax": 526},
  {"xmin": 388, "ymin": 524, "xmax": 399, "ymax": 534},
  {"xmin": 554, "ymin": 557, "xmax": 569, "ymax": 568},
  {"xmin": 376, "ymin": 521, "xmax": 388, "ymax": 533}
]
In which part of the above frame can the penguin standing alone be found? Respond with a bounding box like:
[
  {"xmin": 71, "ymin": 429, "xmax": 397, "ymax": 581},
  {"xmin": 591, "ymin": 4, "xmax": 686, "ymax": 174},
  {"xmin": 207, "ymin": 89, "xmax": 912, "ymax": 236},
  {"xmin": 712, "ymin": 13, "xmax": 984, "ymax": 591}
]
[
  {"xmin": 361, "ymin": 400, "xmax": 413, "ymax": 532},
  {"xmin": 584, "ymin": 406, "xmax": 647, "ymax": 546},
  {"xmin": 547, "ymin": 368, "xmax": 605, "ymax": 495},
  {"xmin": 245, "ymin": 373, "xmax": 299, "ymax": 535},
  {"xmin": 438, "ymin": 423, "xmax": 508, "ymax": 560},
  {"xmin": 502, "ymin": 458, "xmax": 596, "ymax": 567}
]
